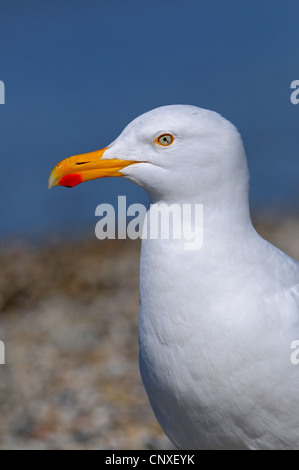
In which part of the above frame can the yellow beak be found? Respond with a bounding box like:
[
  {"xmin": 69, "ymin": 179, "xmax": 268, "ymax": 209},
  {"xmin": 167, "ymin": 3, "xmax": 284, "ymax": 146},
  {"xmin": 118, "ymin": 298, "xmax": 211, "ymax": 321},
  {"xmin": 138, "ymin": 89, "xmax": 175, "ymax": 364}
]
[{"xmin": 48, "ymin": 147, "xmax": 138, "ymax": 189}]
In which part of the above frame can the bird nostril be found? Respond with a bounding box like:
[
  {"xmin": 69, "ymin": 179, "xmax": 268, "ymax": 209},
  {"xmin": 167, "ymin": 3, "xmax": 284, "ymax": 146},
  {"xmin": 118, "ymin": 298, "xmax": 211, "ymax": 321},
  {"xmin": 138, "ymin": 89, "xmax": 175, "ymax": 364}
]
[{"xmin": 75, "ymin": 161, "xmax": 90, "ymax": 165}]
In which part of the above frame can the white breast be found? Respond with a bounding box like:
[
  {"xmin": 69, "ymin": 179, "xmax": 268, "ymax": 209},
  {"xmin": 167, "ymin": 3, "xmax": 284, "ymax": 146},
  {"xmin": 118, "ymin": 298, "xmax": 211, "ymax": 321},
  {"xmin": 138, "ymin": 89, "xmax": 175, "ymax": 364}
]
[{"xmin": 138, "ymin": 210, "xmax": 299, "ymax": 450}]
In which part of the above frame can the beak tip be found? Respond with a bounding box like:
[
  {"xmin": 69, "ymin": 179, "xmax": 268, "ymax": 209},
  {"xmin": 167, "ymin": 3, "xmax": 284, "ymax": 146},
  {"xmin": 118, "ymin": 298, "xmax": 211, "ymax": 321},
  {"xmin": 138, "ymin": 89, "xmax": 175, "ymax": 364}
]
[{"xmin": 48, "ymin": 173, "xmax": 55, "ymax": 189}]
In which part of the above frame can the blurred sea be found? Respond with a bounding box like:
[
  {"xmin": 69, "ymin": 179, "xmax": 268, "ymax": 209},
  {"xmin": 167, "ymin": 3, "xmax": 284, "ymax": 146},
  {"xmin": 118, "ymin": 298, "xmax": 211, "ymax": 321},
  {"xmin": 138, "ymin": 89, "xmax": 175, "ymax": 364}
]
[{"xmin": 1, "ymin": 1, "xmax": 299, "ymax": 242}]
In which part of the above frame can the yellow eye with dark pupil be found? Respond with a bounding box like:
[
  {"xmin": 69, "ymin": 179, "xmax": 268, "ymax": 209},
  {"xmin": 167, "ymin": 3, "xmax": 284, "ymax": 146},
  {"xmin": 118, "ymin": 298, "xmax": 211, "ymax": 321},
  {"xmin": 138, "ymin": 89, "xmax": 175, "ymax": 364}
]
[{"xmin": 156, "ymin": 134, "xmax": 174, "ymax": 146}]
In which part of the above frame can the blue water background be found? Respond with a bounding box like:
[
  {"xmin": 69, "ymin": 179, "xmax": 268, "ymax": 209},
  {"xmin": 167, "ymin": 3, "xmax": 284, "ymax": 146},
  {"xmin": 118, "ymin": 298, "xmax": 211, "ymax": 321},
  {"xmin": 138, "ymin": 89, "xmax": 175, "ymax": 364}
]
[{"xmin": 0, "ymin": 1, "xmax": 298, "ymax": 241}]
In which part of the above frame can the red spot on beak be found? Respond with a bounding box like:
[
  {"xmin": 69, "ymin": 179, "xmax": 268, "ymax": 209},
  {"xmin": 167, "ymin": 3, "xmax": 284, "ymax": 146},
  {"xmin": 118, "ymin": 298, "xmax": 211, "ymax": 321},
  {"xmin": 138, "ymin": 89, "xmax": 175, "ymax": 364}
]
[{"xmin": 58, "ymin": 173, "xmax": 82, "ymax": 188}]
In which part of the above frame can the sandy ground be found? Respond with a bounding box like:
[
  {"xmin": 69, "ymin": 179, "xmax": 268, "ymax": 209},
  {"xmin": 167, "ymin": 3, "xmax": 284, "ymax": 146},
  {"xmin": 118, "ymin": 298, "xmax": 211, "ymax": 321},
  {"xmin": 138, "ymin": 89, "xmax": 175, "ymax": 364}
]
[{"xmin": 0, "ymin": 215, "xmax": 298, "ymax": 450}]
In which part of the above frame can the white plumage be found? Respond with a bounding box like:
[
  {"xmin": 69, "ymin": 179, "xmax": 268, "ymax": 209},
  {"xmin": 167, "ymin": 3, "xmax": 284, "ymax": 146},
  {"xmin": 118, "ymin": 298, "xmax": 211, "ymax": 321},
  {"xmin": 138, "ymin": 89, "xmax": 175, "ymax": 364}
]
[
  {"xmin": 51, "ymin": 104, "xmax": 299, "ymax": 449},
  {"xmin": 108, "ymin": 105, "xmax": 299, "ymax": 450}
]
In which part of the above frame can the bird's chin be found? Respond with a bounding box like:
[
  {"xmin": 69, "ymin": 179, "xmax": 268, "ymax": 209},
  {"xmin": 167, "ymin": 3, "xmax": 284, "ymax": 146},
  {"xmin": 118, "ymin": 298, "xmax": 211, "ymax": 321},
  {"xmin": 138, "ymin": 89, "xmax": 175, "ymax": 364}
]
[{"xmin": 120, "ymin": 162, "xmax": 155, "ymax": 190}]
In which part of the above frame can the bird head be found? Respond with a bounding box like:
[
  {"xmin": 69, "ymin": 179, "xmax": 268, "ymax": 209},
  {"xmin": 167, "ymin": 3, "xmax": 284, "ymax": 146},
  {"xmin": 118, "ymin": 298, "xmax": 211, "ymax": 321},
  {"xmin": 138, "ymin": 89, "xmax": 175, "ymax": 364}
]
[{"xmin": 48, "ymin": 105, "xmax": 248, "ymax": 204}]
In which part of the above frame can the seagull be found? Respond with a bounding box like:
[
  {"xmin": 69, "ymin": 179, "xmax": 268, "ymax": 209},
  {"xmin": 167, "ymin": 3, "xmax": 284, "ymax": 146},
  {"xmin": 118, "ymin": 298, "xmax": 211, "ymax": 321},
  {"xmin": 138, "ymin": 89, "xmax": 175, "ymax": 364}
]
[{"xmin": 49, "ymin": 105, "xmax": 299, "ymax": 450}]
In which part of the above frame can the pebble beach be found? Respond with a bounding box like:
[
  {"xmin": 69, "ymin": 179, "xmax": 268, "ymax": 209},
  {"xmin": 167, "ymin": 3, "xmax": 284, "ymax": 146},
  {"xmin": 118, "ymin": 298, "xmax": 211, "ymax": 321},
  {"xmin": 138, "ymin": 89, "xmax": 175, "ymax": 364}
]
[{"xmin": 0, "ymin": 215, "xmax": 298, "ymax": 450}]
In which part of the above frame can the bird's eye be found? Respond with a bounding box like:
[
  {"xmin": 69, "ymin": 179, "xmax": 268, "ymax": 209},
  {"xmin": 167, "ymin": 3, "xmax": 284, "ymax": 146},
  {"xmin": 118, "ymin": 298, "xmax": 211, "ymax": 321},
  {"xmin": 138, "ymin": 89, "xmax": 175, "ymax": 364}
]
[{"xmin": 155, "ymin": 134, "xmax": 174, "ymax": 146}]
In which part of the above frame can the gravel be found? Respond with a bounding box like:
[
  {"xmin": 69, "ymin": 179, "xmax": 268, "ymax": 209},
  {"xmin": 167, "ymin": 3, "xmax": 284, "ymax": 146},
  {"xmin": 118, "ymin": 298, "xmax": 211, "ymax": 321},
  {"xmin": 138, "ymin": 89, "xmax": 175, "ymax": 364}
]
[{"xmin": 0, "ymin": 215, "xmax": 298, "ymax": 449}]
